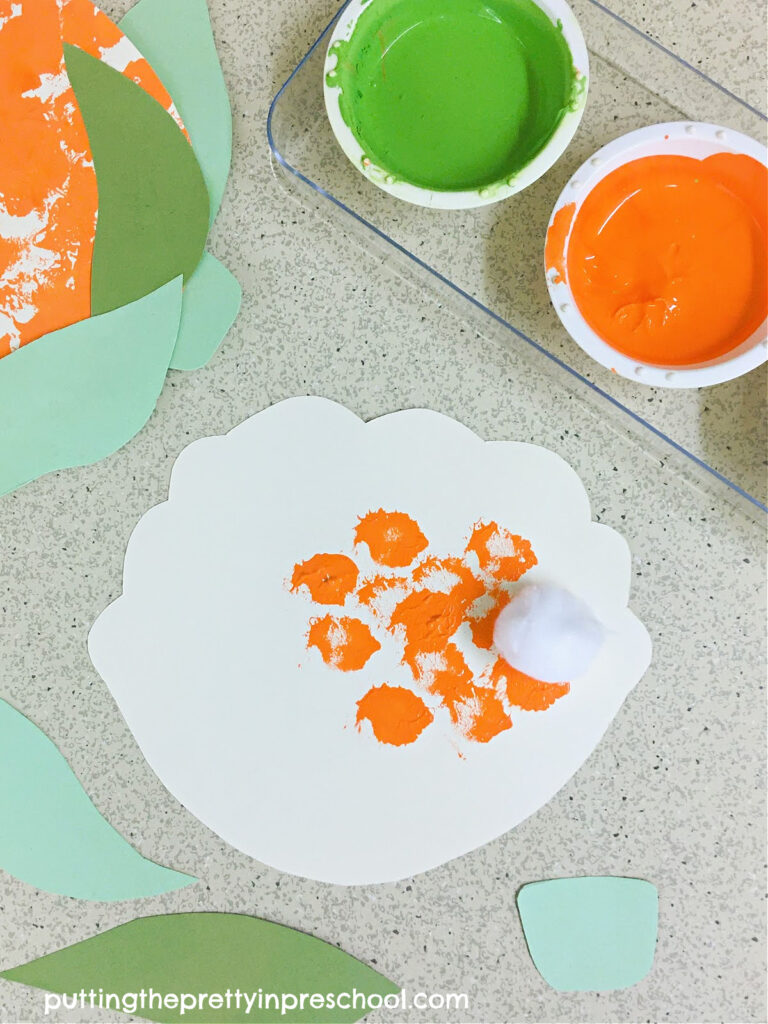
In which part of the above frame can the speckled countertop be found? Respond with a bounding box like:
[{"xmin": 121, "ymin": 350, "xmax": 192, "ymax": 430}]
[{"xmin": 0, "ymin": 1, "xmax": 765, "ymax": 1023}]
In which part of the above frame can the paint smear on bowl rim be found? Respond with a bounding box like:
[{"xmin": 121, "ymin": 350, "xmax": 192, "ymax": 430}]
[
  {"xmin": 290, "ymin": 511, "xmax": 572, "ymax": 750},
  {"xmin": 547, "ymin": 152, "xmax": 768, "ymax": 365}
]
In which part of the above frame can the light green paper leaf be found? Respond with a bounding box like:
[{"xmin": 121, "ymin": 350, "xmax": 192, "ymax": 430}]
[
  {"xmin": 119, "ymin": 0, "xmax": 233, "ymax": 224},
  {"xmin": 0, "ymin": 699, "xmax": 194, "ymax": 901},
  {"xmin": 1, "ymin": 913, "xmax": 400, "ymax": 1023},
  {"xmin": 169, "ymin": 253, "xmax": 241, "ymax": 371},
  {"xmin": 517, "ymin": 876, "xmax": 658, "ymax": 991},
  {"xmin": 63, "ymin": 44, "xmax": 209, "ymax": 317},
  {"xmin": 0, "ymin": 278, "xmax": 182, "ymax": 497}
]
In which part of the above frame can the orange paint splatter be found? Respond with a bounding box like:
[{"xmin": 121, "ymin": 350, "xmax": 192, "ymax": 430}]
[
  {"xmin": 412, "ymin": 644, "xmax": 512, "ymax": 742},
  {"xmin": 0, "ymin": 0, "xmax": 185, "ymax": 358},
  {"xmin": 412, "ymin": 555, "xmax": 485, "ymax": 608},
  {"xmin": 411, "ymin": 643, "xmax": 474, "ymax": 710},
  {"xmin": 490, "ymin": 659, "xmax": 570, "ymax": 711},
  {"xmin": 456, "ymin": 687, "xmax": 512, "ymax": 743},
  {"xmin": 544, "ymin": 201, "xmax": 575, "ymax": 284},
  {"xmin": 468, "ymin": 588, "xmax": 510, "ymax": 650},
  {"xmin": 307, "ymin": 615, "xmax": 380, "ymax": 671},
  {"xmin": 356, "ymin": 571, "xmax": 408, "ymax": 609},
  {"xmin": 291, "ymin": 510, "xmax": 566, "ymax": 749},
  {"xmin": 355, "ymin": 509, "xmax": 428, "ymax": 567},
  {"xmin": 291, "ymin": 553, "xmax": 358, "ymax": 605},
  {"xmin": 356, "ymin": 684, "xmax": 433, "ymax": 746},
  {"xmin": 466, "ymin": 521, "xmax": 537, "ymax": 582},
  {"xmin": 566, "ymin": 153, "xmax": 768, "ymax": 366}
]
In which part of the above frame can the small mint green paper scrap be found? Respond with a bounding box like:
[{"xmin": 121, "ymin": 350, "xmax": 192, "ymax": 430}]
[
  {"xmin": 0, "ymin": 278, "xmax": 182, "ymax": 497},
  {"xmin": 517, "ymin": 876, "xmax": 658, "ymax": 991},
  {"xmin": 0, "ymin": 699, "xmax": 194, "ymax": 901},
  {"xmin": 0, "ymin": 913, "xmax": 400, "ymax": 1023},
  {"xmin": 119, "ymin": 0, "xmax": 233, "ymax": 225},
  {"xmin": 169, "ymin": 252, "xmax": 242, "ymax": 370}
]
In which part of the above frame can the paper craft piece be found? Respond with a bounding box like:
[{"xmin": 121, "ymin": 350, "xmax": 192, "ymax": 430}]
[
  {"xmin": 64, "ymin": 44, "xmax": 209, "ymax": 317},
  {"xmin": 0, "ymin": 699, "xmax": 194, "ymax": 901},
  {"xmin": 0, "ymin": 0, "xmax": 239, "ymax": 496},
  {"xmin": 0, "ymin": 279, "xmax": 182, "ymax": 497},
  {"xmin": 119, "ymin": 0, "xmax": 233, "ymax": 225},
  {"xmin": 517, "ymin": 877, "xmax": 658, "ymax": 990},
  {"xmin": 169, "ymin": 253, "xmax": 242, "ymax": 370},
  {"xmin": 88, "ymin": 398, "xmax": 652, "ymax": 885},
  {"xmin": 0, "ymin": 913, "xmax": 400, "ymax": 1022},
  {"xmin": 0, "ymin": 0, "xmax": 184, "ymax": 357}
]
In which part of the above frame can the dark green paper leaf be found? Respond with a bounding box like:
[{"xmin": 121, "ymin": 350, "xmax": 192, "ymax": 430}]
[
  {"xmin": 63, "ymin": 44, "xmax": 209, "ymax": 317},
  {"xmin": 1, "ymin": 913, "xmax": 400, "ymax": 1023}
]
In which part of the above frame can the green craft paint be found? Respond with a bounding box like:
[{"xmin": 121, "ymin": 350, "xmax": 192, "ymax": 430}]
[{"xmin": 327, "ymin": 0, "xmax": 579, "ymax": 192}]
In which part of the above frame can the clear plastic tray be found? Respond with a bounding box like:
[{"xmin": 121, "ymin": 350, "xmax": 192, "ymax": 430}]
[{"xmin": 267, "ymin": 0, "xmax": 767, "ymax": 517}]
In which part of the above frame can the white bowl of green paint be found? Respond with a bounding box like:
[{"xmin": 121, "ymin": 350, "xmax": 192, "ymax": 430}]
[{"xmin": 323, "ymin": 0, "xmax": 588, "ymax": 209}]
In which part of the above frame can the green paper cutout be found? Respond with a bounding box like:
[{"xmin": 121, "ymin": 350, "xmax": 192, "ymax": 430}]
[
  {"xmin": 0, "ymin": 278, "xmax": 182, "ymax": 497},
  {"xmin": 63, "ymin": 44, "xmax": 209, "ymax": 317},
  {"xmin": 0, "ymin": 699, "xmax": 194, "ymax": 901},
  {"xmin": 1, "ymin": 913, "xmax": 400, "ymax": 1023},
  {"xmin": 119, "ymin": 0, "xmax": 233, "ymax": 224},
  {"xmin": 169, "ymin": 253, "xmax": 241, "ymax": 370},
  {"xmin": 517, "ymin": 876, "xmax": 658, "ymax": 991}
]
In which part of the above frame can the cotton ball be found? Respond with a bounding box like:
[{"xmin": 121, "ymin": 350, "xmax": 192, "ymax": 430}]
[{"xmin": 493, "ymin": 582, "xmax": 605, "ymax": 682}]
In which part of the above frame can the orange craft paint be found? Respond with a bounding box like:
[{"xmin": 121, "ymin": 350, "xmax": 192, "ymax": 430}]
[{"xmin": 561, "ymin": 153, "xmax": 768, "ymax": 366}]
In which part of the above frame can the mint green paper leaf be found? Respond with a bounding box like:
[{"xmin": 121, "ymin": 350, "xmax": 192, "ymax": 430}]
[
  {"xmin": 170, "ymin": 253, "xmax": 241, "ymax": 370},
  {"xmin": 63, "ymin": 44, "xmax": 209, "ymax": 317},
  {"xmin": 119, "ymin": 0, "xmax": 233, "ymax": 224},
  {"xmin": 0, "ymin": 278, "xmax": 182, "ymax": 497},
  {"xmin": 0, "ymin": 700, "xmax": 194, "ymax": 901},
  {"xmin": 517, "ymin": 876, "xmax": 658, "ymax": 991},
  {"xmin": 1, "ymin": 913, "xmax": 400, "ymax": 1023}
]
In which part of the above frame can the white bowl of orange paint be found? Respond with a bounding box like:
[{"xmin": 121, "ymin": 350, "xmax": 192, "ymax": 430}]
[{"xmin": 545, "ymin": 122, "xmax": 768, "ymax": 388}]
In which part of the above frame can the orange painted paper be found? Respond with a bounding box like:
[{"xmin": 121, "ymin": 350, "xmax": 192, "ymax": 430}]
[{"xmin": 0, "ymin": 0, "xmax": 184, "ymax": 358}]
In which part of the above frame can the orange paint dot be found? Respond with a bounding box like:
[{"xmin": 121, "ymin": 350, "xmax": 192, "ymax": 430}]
[
  {"xmin": 466, "ymin": 521, "xmax": 537, "ymax": 582},
  {"xmin": 456, "ymin": 687, "xmax": 512, "ymax": 744},
  {"xmin": 356, "ymin": 684, "xmax": 433, "ymax": 746},
  {"xmin": 490, "ymin": 659, "xmax": 570, "ymax": 711},
  {"xmin": 307, "ymin": 614, "xmax": 380, "ymax": 671},
  {"xmin": 355, "ymin": 509, "xmax": 428, "ymax": 567},
  {"xmin": 566, "ymin": 153, "xmax": 768, "ymax": 365},
  {"xmin": 291, "ymin": 553, "xmax": 359, "ymax": 605}
]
